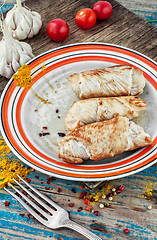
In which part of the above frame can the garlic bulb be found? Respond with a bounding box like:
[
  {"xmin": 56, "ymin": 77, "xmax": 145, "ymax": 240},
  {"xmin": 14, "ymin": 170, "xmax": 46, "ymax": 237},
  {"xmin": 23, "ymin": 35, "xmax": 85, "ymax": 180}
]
[
  {"xmin": 5, "ymin": 0, "xmax": 42, "ymax": 40},
  {"xmin": 0, "ymin": 21, "xmax": 34, "ymax": 79}
]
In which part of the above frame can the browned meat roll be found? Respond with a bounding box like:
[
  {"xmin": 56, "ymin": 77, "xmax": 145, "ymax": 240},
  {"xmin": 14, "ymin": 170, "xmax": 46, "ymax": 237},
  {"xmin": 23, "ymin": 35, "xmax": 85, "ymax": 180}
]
[
  {"xmin": 68, "ymin": 65, "xmax": 146, "ymax": 99},
  {"xmin": 58, "ymin": 117, "xmax": 152, "ymax": 164},
  {"xmin": 65, "ymin": 96, "xmax": 147, "ymax": 131}
]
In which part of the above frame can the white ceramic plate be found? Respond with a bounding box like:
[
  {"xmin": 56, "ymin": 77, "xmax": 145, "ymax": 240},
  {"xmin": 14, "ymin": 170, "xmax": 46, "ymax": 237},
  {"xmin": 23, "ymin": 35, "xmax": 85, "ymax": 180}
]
[{"xmin": 0, "ymin": 43, "xmax": 157, "ymax": 181}]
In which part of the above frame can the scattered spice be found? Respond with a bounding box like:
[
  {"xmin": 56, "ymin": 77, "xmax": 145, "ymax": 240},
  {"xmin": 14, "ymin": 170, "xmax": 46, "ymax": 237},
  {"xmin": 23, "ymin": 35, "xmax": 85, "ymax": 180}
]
[
  {"xmin": 0, "ymin": 139, "xmax": 30, "ymax": 188},
  {"xmin": 19, "ymin": 213, "xmax": 25, "ymax": 217},
  {"xmin": 68, "ymin": 203, "xmax": 74, "ymax": 207},
  {"xmin": 144, "ymin": 182, "xmax": 153, "ymax": 197},
  {"xmin": 71, "ymin": 188, "xmax": 76, "ymax": 193},
  {"xmin": 26, "ymin": 213, "xmax": 31, "ymax": 220},
  {"xmin": 57, "ymin": 132, "xmax": 66, "ymax": 137},
  {"xmin": 45, "ymin": 187, "xmax": 50, "ymax": 190},
  {"xmin": 4, "ymin": 200, "xmax": 10, "ymax": 207},
  {"xmin": 57, "ymin": 188, "xmax": 62, "ymax": 193},
  {"xmin": 58, "ymin": 116, "xmax": 61, "ymax": 119},
  {"xmin": 99, "ymin": 203, "xmax": 104, "ymax": 209},
  {"xmin": 39, "ymin": 132, "xmax": 50, "ymax": 137},
  {"xmin": 35, "ymin": 175, "xmax": 39, "ymax": 179},
  {"xmin": 79, "ymin": 191, "xmax": 87, "ymax": 200},
  {"xmin": 102, "ymin": 194, "xmax": 106, "ymax": 199},
  {"xmin": 85, "ymin": 205, "xmax": 92, "ymax": 211},
  {"xmin": 47, "ymin": 177, "xmax": 54, "ymax": 182},
  {"xmin": 118, "ymin": 185, "xmax": 124, "ymax": 191},
  {"xmin": 22, "ymin": 190, "xmax": 27, "ymax": 195},
  {"xmin": 94, "ymin": 210, "xmax": 100, "ymax": 216},
  {"xmin": 42, "ymin": 126, "xmax": 48, "ymax": 130},
  {"xmin": 116, "ymin": 189, "xmax": 121, "ymax": 194},
  {"xmin": 41, "ymin": 65, "xmax": 46, "ymax": 71},
  {"xmin": 77, "ymin": 207, "xmax": 83, "ymax": 212},
  {"xmin": 12, "ymin": 64, "xmax": 32, "ymax": 88},
  {"xmin": 26, "ymin": 178, "xmax": 31, "ymax": 183},
  {"xmin": 124, "ymin": 228, "xmax": 129, "ymax": 234},
  {"xmin": 147, "ymin": 205, "xmax": 152, "ymax": 210},
  {"xmin": 83, "ymin": 198, "xmax": 90, "ymax": 205},
  {"xmin": 108, "ymin": 196, "xmax": 113, "ymax": 201},
  {"xmin": 56, "ymin": 109, "xmax": 59, "ymax": 113}
]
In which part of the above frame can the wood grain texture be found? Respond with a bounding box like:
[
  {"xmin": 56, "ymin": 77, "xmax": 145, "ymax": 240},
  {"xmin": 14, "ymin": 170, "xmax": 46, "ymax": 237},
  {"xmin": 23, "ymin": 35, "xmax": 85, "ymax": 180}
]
[
  {"xmin": 0, "ymin": 0, "xmax": 157, "ymax": 239},
  {"xmin": 0, "ymin": 162, "xmax": 157, "ymax": 240},
  {"xmin": 0, "ymin": 0, "xmax": 157, "ymax": 96}
]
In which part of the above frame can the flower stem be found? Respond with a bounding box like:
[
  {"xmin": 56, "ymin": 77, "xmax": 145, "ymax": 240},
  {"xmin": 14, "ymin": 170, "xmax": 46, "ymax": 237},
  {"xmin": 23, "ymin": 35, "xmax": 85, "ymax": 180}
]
[{"xmin": 147, "ymin": 20, "xmax": 157, "ymax": 23}]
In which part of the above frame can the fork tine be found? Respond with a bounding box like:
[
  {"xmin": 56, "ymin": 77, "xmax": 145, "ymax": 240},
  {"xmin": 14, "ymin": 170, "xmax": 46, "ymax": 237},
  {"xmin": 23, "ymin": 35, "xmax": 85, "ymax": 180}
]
[
  {"xmin": 7, "ymin": 183, "xmax": 49, "ymax": 220},
  {"xmin": 13, "ymin": 178, "xmax": 54, "ymax": 214},
  {"xmin": 4, "ymin": 187, "xmax": 47, "ymax": 225},
  {"xmin": 17, "ymin": 175, "xmax": 62, "ymax": 210}
]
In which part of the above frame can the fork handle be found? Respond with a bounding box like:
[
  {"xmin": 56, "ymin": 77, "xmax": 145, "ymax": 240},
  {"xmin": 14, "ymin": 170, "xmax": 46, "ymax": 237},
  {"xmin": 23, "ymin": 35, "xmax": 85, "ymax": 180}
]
[{"xmin": 62, "ymin": 219, "xmax": 103, "ymax": 240}]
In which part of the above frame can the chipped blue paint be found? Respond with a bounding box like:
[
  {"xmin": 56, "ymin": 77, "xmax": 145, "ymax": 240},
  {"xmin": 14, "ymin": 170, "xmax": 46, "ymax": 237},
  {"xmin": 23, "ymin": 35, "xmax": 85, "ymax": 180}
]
[
  {"xmin": 134, "ymin": 9, "xmax": 157, "ymax": 27},
  {"xmin": 116, "ymin": 219, "xmax": 152, "ymax": 235},
  {"xmin": 0, "ymin": 4, "xmax": 13, "ymax": 14}
]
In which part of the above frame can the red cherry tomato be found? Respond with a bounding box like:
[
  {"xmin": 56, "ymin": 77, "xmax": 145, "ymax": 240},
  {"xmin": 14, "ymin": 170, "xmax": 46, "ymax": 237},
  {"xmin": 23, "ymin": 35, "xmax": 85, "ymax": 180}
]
[
  {"xmin": 46, "ymin": 19, "xmax": 69, "ymax": 42},
  {"xmin": 93, "ymin": 1, "xmax": 112, "ymax": 20},
  {"xmin": 75, "ymin": 8, "xmax": 97, "ymax": 29}
]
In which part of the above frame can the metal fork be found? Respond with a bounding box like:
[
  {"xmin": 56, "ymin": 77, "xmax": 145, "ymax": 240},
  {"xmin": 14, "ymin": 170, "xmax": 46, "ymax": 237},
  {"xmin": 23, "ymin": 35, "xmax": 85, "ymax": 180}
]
[{"xmin": 4, "ymin": 175, "xmax": 102, "ymax": 240}]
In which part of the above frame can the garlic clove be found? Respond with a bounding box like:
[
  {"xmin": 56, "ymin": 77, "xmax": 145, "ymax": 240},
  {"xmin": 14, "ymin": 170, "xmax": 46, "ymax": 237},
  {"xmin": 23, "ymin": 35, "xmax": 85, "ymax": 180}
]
[
  {"xmin": 12, "ymin": 55, "xmax": 21, "ymax": 73},
  {"xmin": 5, "ymin": 0, "xmax": 42, "ymax": 40},
  {"xmin": 19, "ymin": 54, "xmax": 33, "ymax": 66},
  {"xmin": 31, "ymin": 14, "xmax": 42, "ymax": 35},
  {"xmin": 0, "ymin": 21, "xmax": 34, "ymax": 78},
  {"xmin": 17, "ymin": 41, "xmax": 34, "ymax": 58}
]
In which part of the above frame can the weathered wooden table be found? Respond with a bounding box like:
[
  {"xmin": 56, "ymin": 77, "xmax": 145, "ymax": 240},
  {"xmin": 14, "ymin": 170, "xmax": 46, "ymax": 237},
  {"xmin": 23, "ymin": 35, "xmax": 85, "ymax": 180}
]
[{"xmin": 0, "ymin": 0, "xmax": 157, "ymax": 239}]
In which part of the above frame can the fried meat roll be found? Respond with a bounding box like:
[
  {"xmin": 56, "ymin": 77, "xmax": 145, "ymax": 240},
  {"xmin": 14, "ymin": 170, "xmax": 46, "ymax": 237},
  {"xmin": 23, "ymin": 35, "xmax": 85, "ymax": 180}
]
[
  {"xmin": 58, "ymin": 117, "xmax": 152, "ymax": 164},
  {"xmin": 65, "ymin": 96, "xmax": 147, "ymax": 131},
  {"xmin": 68, "ymin": 65, "xmax": 146, "ymax": 99}
]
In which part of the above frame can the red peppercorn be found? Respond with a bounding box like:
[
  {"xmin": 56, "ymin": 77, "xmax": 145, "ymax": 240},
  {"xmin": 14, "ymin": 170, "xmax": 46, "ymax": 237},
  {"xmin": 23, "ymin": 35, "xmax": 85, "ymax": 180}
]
[
  {"xmin": 79, "ymin": 191, "xmax": 87, "ymax": 200},
  {"xmin": 85, "ymin": 205, "xmax": 92, "ymax": 211},
  {"xmin": 124, "ymin": 228, "xmax": 129, "ymax": 234},
  {"xmin": 26, "ymin": 178, "xmax": 31, "ymax": 183},
  {"xmin": 57, "ymin": 188, "xmax": 62, "ymax": 193},
  {"xmin": 94, "ymin": 211, "xmax": 100, "ymax": 216},
  {"xmin": 19, "ymin": 213, "xmax": 25, "ymax": 217},
  {"xmin": 43, "ymin": 126, "xmax": 48, "ymax": 130},
  {"xmin": 4, "ymin": 200, "xmax": 10, "ymax": 207},
  {"xmin": 77, "ymin": 207, "xmax": 83, "ymax": 212},
  {"xmin": 22, "ymin": 190, "xmax": 27, "ymax": 195},
  {"xmin": 108, "ymin": 193, "xmax": 113, "ymax": 197},
  {"xmin": 68, "ymin": 203, "xmax": 74, "ymax": 207},
  {"xmin": 118, "ymin": 185, "xmax": 124, "ymax": 191},
  {"xmin": 71, "ymin": 188, "xmax": 76, "ymax": 193},
  {"xmin": 116, "ymin": 189, "xmax": 121, "ymax": 194},
  {"xmin": 83, "ymin": 198, "xmax": 90, "ymax": 205},
  {"xmin": 26, "ymin": 213, "xmax": 31, "ymax": 220}
]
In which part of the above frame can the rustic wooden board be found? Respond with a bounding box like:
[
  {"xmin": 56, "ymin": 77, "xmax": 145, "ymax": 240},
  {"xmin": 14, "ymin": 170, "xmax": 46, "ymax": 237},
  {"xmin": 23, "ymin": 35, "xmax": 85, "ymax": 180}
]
[
  {"xmin": 0, "ymin": 0, "xmax": 157, "ymax": 239},
  {"xmin": 0, "ymin": 0, "xmax": 157, "ymax": 96}
]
